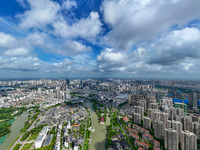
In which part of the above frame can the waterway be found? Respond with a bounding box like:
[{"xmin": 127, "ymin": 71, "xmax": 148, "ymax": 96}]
[
  {"xmin": 0, "ymin": 111, "xmax": 28, "ymax": 150},
  {"xmin": 85, "ymin": 103, "xmax": 110, "ymax": 150}
]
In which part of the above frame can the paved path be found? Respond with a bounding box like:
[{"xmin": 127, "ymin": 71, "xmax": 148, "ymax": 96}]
[
  {"xmin": 9, "ymin": 114, "xmax": 40, "ymax": 150},
  {"xmin": 115, "ymin": 111, "xmax": 133, "ymax": 150},
  {"xmin": 19, "ymin": 134, "xmax": 32, "ymax": 150}
]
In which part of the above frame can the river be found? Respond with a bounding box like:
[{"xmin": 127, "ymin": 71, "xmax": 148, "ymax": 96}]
[
  {"xmin": 0, "ymin": 111, "xmax": 28, "ymax": 150},
  {"xmin": 86, "ymin": 103, "xmax": 110, "ymax": 150}
]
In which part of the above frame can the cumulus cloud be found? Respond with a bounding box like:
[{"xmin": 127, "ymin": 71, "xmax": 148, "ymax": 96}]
[
  {"xmin": 1, "ymin": 0, "xmax": 200, "ymax": 79},
  {"xmin": 0, "ymin": 56, "xmax": 41, "ymax": 71},
  {"xmin": 53, "ymin": 11, "xmax": 102, "ymax": 40},
  {"xmin": 18, "ymin": 0, "xmax": 60, "ymax": 29},
  {"xmin": 149, "ymin": 27, "xmax": 200, "ymax": 65},
  {"xmin": 51, "ymin": 58, "xmax": 73, "ymax": 72},
  {"xmin": 17, "ymin": 0, "xmax": 102, "ymax": 40},
  {"xmin": 97, "ymin": 48, "xmax": 128, "ymax": 72},
  {"xmin": 61, "ymin": 40, "xmax": 91, "ymax": 56},
  {"xmin": 96, "ymin": 46, "xmax": 199, "ymax": 77},
  {"xmin": 3, "ymin": 47, "xmax": 30, "ymax": 57},
  {"xmin": 0, "ymin": 32, "xmax": 16, "ymax": 47},
  {"xmin": 101, "ymin": 0, "xmax": 200, "ymax": 50}
]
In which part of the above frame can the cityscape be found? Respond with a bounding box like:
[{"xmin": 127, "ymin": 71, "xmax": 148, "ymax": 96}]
[
  {"xmin": 1, "ymin": 0, "xmax": 200, "ymax": 150},
  {"xmin": 0, "ymin": 79, "xmax": 200, "ymax": 150}
]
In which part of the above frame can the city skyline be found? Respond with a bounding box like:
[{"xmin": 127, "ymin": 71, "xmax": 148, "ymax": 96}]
[{"xmin": 0, "ymin": 0, "xmax": 200, "ymax": 79}]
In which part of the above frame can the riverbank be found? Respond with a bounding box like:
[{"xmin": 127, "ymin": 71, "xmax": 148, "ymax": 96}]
[
  {"xmin": 0, "ymin": 111, "xmax": 28, "ymax": 150},
  {"xmin": 85, "ymin": 103, "xmax": 110, "ymax": 150}
]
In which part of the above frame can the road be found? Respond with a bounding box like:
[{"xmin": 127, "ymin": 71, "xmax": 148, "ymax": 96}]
[
  {"xmin": 9, "ymin": 114, "xmax": 40, "ymax": 150},
  {"xmin": 115, "ymin": 111, "xmax": 133, "ymax": 150}
]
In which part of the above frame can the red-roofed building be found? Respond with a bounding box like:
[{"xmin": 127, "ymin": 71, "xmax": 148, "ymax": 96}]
[
  {"xmin": 142, "ymin": 133, "xmax": 153, "ymax": 142},
  {"xmin": 153, "ymin": 140, "xmax": 160, "ymax": 148},
  {"xmin": 100, "ymin": 117, "xmax": 104, "ymax": 124},
  {"xmin": 128, "ymin": 128, "xmax": 138, "ymax": 134},
  {"xmin": 129, "ymin": 132, "xmax": 139, "ymax": 140},
  {"xmin": 153, "ymin": 147, "xmax": 161, "ymax": 150},
  {"xmin": 123, "ymin": 116, "xmax": 129, "ymax": 122},
  {"xmin": 138, "ymin": 147, "xmax": 145, "ymax": 150},
  {"xmin": 132, "ymin": 124, "xmax": 149, "ymax": 134},
  {"xmin": 135, "ymin": 140, "xmax": 149, "ymax": 150}
]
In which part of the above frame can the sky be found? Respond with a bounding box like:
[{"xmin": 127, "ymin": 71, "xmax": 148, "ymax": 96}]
[{"xmin": 0, "ymin": 0, "xmax": 200, "ymax": 79}]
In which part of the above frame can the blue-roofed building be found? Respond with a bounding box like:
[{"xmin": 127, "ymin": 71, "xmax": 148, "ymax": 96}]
[{"xmin": 172, "ymin": 99, "xmax": 189, "ymax": 104}]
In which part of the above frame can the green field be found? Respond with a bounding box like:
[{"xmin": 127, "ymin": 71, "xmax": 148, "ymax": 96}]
[
  {"xmin": 21, "ymin": 143, "xmax": 33, "ymax": 150},
  {"xmin": 28, "ymin": 132, "xmax": 39, "ymax": 141},
  {"xmin": 13, "ymin": 144, "xmax": 21, "ymax": 150}
]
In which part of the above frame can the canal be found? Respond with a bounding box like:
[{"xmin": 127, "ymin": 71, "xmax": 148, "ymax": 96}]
[
  {"xmin": 0, "ymin": 111, "xmax": 28, "ymax": 150},
  {"xmin": 86, "ymin": 103, "xmax": 110, "ymax": 150}
]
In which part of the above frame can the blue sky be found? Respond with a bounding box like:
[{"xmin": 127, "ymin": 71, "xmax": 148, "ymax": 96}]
[{"xmin": 0, "ymin": 0, "xmax": 200, "ymax": 79}]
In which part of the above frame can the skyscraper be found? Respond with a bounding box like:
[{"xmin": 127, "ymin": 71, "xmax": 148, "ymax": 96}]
[
  {"xmin": 189, "ymin": 92, "xmax": 198, "ymax": 109},
  {"xmin": 154, "ymin": 120, "xmax": 164, "ymax": 139},
  {"xmin": 165, "ymin": 128, "xmax": 179, "ymax": 150},
  {"xmin": 143, "ymin": 117, "xmax": 151, "ymax": 129},
  {"xmin": 128, "ymin": 94, "xmax": 133, "ymax": 106},
  {"xmin": 181, "ymin": 131, "xmax": 197, "ymax": 150},
  {"xmin": 134, "ymin": 113, "xmax": 141, "ymax": 125},
  {"xmin": 66, "ymin": 79, "xmax": 70, "ymax": 87}
]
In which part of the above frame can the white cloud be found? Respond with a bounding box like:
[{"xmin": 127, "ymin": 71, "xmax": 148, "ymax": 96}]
[
  {"xmin": 97, "ymin": 48, "xmax": 127, "ymax": 63},
  {"xmin": 101, "ymin": 0, "xmax": 200, "ymax": 50},
  {"xmin": 18, "ymin": 0, "xmax": 60, "ymax": 29},
  {"xmin": 62, "ymin": 0, "xmax": 77, "ymax": 10},
  {"xmin": 27, "ymin": 32, "xmax": 46, "ymax": 46},
  {"xmin": 53, "ymin": 11, "xmax": 102, "ymax": 40},
  {"xmin": 0, "ymin": 32, "xmax": 16, "ymax": 47},
  {"xmin": 0, "ymin": 56, "xmax": 41, "ymax": 71},
  {"xmin": 3, "ymin": 47, "xmax": 30, "ymax": 56},
  {"xmin": 65, "ymin": 40, "xmax": 91, "ymax": 52},
  {"xmin": 97, "ymin": 48, "xmax": 128, "ymax": 72},
  {"xmin": 149, "ymin": 27, "xmax": 200, "ymax": 65},
  {"xmin": 61, "ymin": 40, "xmax": 91, "ymax": 56}
]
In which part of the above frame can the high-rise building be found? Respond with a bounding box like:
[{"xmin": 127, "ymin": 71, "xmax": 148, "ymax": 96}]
[
  {"xmin": 189, "ymin": 92, "xmax": 198, "ymax": 109},
  {"xmin": 134, "ymin": 106, "xmax": 144, "ymax": 119},
  {"xmin": 164, "ymin": 128, "xmax": 179, "ymax": 150},
  {"xmin": 128, "ymin": 94, "xmax": 133, "ymax": 106},
  {"xmin": 66, "ymin": 79, "xmax": 70, "ymax": 87},
  {"xmin": 150, "ymin": 103, "xmax": 158, "ymax": 109},
  {"xmin": 146, "ymin": 96, "xmax": 157, "ymax": 109},
  {"xmin": 171, "ymin": 121, "xmax": 182, "ymax": 142},
  {"xmin": 181, "ymin": 116, "xmax": 193, "ymax": 132},
  {"xmin": 155, "ymin": 91, "xmax": 162, "ymax": 100},
  {"xmin": 38, "ymin": 88, "xmax": 42, "ymax": 94},
  {"xmin": 192, "ymin": 122, "xmax": 200, "ymax": 139},
  {"xmin": 143, "ymin": 117, "xmax": 151, "ymax": 129},
  {"xmin": 154, "ymin": 120, "xmax": 164, "ymax": 139},
  {"xmin": 134, "ymin": 113, "xmax": 141, "ymax": 125},
  {"xmin": 181, "ymin": 131, "xmax": 197, "ymax": 150}
]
